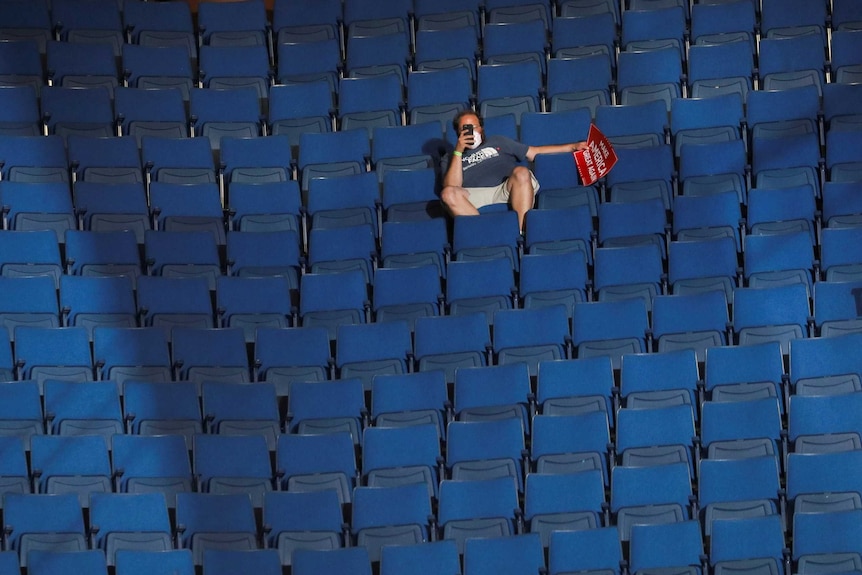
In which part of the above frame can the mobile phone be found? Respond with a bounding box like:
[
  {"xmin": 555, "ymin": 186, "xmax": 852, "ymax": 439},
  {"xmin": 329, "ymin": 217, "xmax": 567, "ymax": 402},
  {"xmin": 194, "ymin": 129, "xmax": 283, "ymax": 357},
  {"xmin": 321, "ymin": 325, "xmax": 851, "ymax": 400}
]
[{"xmin": 463, "ymin": 124, "xmax": 474, "ymax": 135}]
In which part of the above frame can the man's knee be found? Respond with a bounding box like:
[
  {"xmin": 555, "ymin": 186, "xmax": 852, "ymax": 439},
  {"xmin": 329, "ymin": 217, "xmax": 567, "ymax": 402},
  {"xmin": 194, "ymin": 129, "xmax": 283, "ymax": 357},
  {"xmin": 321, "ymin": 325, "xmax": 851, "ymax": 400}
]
[
  {"xmin": 441, "ymin": 185, "xmax": 469, "ymax": 209},
  {"xmin": 510, "ymin": 166, "xmax": 533, "ymax": 185}
]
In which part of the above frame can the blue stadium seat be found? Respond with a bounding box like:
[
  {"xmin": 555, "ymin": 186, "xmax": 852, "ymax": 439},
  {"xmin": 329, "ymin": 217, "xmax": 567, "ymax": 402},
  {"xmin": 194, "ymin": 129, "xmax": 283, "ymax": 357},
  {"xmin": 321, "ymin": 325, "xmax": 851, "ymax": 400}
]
[
  {"xmin": 201, "ymin": 380, "xmax": 280, "ymax": 450},
  {"xmin": 174, "ymin": 492, "xmax": 258, "ymax": 566},
  {"xmin": 351, "ymin": 483, "xmax": 433, "ymax": 562},
  {"xmin": 335, "ymin": 320, "xmax": 413, "ymax": 391},
  {"xmin": 68, "ymin": 136, "xmax": 143, "ymax": 184},
  {"xmin": 262, "ymin": 490, "xmax": 346, "ymax": 566},
  {"xmin": 197, "ymin": 0, "xmax": 269, "ymax": 47},
  {"xmin": 610, "ymin": 462, "xmax": 694, "ymax": 541},
  {"xmin": 121, "ymin": 381, "xmax": 202, "ymax": 448},
  {"xmin": 704, "ymin": 342, "xmax": 785, "ymax": 406},
  {"xmin": 253, "ymin": 326, "xmax": 333, "ymax": 388},
  {"xmin": 43, "ymin": 380, "xmax": 122, "ymax": 448},
  {"xmin": 437, "ymin": 476, "xmax": 521, "ymax": 554},
  {"xmin": 370, "ymin": 370, "xmax": 449, "ymax": 437},
  {"xmin": 285, "ymin": 379, "xmax": 366, "ymax": 444},
  {"xmin": 275, "ymin": 432, "xmax": 358, "ymax": 504},
  {"xmin": 698, "ymin": 455, "xmax": 783, "ymax": 537},
  {"xmin": 89, "ymin": 492, "xmax": 173, "ymax": 566},
  {"xmin": 192, "ymin": 433, "xmax": 274, "ymax": 507},
  {"xmin": 30, "ymin": 434, "xmax": 112, "ymax": 508},
  {"xmin": 536, "ymin": 356, "xmax": 615, "ymax": 421},
  {"xmin": 111, "ymin": 433, "xmax": 194, "ymax": 508},
  {"xmin": 121, "ymin": 44, "xmax": 194, "ymax": 101},
  {"xmin": 171, "ymin": 327, "xmax": 250, "ymax": 387},
  {"xmin": 215, "ymin": 276, "xmax": 293, "ymax": 342},
  {"xmin": 3, "ymin": 493, "xmax": 86, "ymax": 568}
]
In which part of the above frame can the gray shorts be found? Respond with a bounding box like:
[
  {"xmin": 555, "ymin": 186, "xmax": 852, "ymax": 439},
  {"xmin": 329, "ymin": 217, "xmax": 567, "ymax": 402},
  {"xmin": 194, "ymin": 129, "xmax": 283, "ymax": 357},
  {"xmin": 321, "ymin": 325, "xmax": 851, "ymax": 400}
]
[{"xmin": 465, "ymin": 171, "xmax": 540, "ymax": 210}]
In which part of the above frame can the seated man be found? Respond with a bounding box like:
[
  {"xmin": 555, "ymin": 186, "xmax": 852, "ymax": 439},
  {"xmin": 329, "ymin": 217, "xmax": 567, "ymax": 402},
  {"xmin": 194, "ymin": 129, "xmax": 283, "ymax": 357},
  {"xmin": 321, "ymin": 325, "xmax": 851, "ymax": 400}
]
[{"xmin": 440, "ymin": 110, "xmax": 588, "ymax": 231}]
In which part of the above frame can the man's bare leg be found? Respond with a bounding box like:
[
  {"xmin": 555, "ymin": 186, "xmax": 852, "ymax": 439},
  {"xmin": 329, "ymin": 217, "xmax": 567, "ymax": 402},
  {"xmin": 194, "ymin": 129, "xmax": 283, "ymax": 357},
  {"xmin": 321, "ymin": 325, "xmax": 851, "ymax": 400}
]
[
  {"xmin": 507, "ymin": 166, "xmax": 536, "ymax": 232},
  {"xmin": 440, "ymin": 185, "xmax": 480, "ymax": 217}
]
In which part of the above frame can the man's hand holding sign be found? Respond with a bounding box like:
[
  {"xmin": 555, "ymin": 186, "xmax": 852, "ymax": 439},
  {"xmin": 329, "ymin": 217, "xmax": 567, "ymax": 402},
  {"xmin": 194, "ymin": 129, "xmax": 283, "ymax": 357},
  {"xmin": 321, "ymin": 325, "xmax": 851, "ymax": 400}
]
[{"xmin": 574, "ymin": 124, "xmax": 619, "ymax": 186}]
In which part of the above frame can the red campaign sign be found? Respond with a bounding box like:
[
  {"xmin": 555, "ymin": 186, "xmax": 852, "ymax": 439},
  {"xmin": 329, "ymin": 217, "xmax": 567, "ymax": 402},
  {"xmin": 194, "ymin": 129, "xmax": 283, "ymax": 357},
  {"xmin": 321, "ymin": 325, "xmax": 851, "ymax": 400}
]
[{"xmin": 573, "ymin": 124, "xmax": 618, "ymax": 186}]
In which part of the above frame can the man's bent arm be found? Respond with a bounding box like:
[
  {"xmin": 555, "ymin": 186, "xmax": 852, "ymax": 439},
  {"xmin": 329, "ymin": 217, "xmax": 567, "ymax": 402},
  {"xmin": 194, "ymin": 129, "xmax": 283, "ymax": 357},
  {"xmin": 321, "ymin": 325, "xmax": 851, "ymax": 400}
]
[{"xmin": 442, "ymin": 152, "xmax": 465, "ymax": 188}]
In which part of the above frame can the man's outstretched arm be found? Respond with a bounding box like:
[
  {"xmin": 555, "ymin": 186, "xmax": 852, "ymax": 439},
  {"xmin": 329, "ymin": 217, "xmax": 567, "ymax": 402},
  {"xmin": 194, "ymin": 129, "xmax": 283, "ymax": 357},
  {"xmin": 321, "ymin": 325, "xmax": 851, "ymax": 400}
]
[{"xmin": 525, "ymin": 141, "xmax": 589, "ymax": 162}]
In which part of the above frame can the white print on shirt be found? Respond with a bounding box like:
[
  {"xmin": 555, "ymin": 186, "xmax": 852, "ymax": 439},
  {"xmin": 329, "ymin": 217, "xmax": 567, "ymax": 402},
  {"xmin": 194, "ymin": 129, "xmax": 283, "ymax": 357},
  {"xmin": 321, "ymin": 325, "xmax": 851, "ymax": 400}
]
[{"xmin": 462, "ymin": 146, "xmax": 500, "ymax": 171}]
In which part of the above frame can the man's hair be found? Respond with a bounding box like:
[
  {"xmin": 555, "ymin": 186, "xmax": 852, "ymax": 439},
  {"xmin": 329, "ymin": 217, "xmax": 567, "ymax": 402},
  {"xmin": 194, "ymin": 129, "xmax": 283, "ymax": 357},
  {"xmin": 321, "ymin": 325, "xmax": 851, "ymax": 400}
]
[{"xmin": 452, "ymin": 109, "xmax": 483, "ymax": 133}]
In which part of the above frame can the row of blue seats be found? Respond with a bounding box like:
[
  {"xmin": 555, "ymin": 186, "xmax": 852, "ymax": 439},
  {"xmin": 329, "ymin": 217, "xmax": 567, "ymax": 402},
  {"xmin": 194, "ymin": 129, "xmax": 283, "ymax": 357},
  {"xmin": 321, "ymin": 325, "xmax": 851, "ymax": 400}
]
[
  {"xmin": 3, "ymin": 320, "xmax": 862, "ymax": 414},
  {"xmin": 0, "ymin": 510, "xmax": 855, "ymax": 575},
  {"xmin": 0, "ymin": 442, "xmax": 859, "ymax": 572},
  {"xmin": 3, "ymin": 363, "xmax": 859, "ymax": 462}
]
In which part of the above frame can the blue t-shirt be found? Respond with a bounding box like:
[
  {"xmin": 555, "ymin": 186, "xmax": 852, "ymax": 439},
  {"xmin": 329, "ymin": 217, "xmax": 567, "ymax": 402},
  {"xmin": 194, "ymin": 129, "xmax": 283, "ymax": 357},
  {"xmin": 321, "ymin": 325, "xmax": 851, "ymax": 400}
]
[{"xmin": 448, "ymin": 134, "xmax": 530, "ymax": 188}]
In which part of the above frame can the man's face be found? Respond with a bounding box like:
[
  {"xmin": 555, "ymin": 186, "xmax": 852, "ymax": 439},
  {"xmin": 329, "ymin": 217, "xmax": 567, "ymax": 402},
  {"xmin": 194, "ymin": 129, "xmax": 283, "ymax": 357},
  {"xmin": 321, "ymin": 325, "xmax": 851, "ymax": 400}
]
[{"xmin": 458, "ymin": 114, "xmax": 483, "ymax": 138}]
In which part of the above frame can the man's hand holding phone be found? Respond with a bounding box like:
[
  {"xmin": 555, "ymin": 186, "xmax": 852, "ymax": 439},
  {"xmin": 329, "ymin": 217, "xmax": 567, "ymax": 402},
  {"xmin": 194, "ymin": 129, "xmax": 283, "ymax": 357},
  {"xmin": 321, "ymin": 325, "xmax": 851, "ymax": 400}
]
[{"xmin": 459, "ymin": 123, "xmax": 476, "ymax": 151}]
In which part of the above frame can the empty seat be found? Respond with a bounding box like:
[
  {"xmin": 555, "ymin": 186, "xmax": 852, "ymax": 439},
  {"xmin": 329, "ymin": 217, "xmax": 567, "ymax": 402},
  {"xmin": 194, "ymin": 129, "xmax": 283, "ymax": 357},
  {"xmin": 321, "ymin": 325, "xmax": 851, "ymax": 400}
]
[
  {"xmin": 652, "ymin": 291, "xmax": 730, "ymax": 362},
  {"xmin": 30, "ymin": 434, "xmax": 112, "ymax": 508},
  {"xmin": 174, "ymin": 492, "xmax": 258, "ymax": 566},
  {"xmin": 610, "ymin": 462, "xmax": 694, "ymax": 542},
  {"xmin": 275, "ymin": 432, "xmax": 358, "ymax": 505},
  {"xmin": 0, "ymin": 181, "xmax": 75, "ymax": 244},
  {"xmin": 40, "ymin": 86, "xmax": 114, "ymax": 140},
  {"xmin": 114, "ymin": 550, "xmax": 194, "ymax": 575},
  {"xmin": 571, "ymin": 298, "xmax": 650, "ymax": 370},
  {"xmin": 615, "ymin": 405, "xmax": 696, "ymax": 475},
  {"xmin": 72, "ymin": 182, "xmax": 151, "ymax": 243},
  {"xmin": 111, "ymin": 433, "xmax": 194, "ymax": 509},
  {"xmin": 59, "ymin": 275, "xmax": 137, "ymax": 341},
  {"xmin": 351, "ymin": 483, "xmax": 433, "ymax": 562},
  {"xmin": 136, "ymin": 276, "xmax": 214, "ymax": 341},
  {"xmin": 143, "ymin": 230, "xmax": 222, "ymax": 290},
  {"xmin": 201, "ymin": 380, "xmax": 280, "ymax": 450},
  {"xmin": 548, "ymin": 527, "xmax": 624, "ymax": 575},
  {"xmin": 114, "ymin": 87, "xmax": 188, "ymax": 141},
  {"xmin": 732, "ymin": 283, "xmax": 812, "ymax": 355},
  {"xmin": 43, "ymin": 380, "xmax": 122, "ymax": 448},
  {"xmin": 262, "ymin": 490, "xmax": 346, "ymax": 567},
  {"xmin": 492, "ymin": 305, "xmax": 572, "ymax": 376},
  {"xmin": 3, "ymin": 493, "xmax": 86, "ymax": 568},
  {"xmin": 629, "ymin": 520, "xmax": 706, "ymax": 575},
  {"xmin": 121, "ymin": 44, "xmax": 194, "ymax": 101},
  {"xmin": 65, "ymin": 229, "xmax": 141, "ymax": 288},
  {"xmin": 701, "ymin": 397, "xmax": 784, "ymax": 460},
  {"xmin": 370, "ymin": 370, "xmax": 449, "ymax": 437},
  {"xmin": 788, "ymin": 334, "xmax": 862, "ymax": 396},
  {"xmin": 335, "ymin": 321, "xmax": 413, "ymax": 391},
  {"xmin": 197, "ymin": 44, "xmax": 271, "ymax": 102},
  {"xmin": 298, "ymin": 270, "xmax": 370, "ymax": 340},
  {"xmin": 192, "ymin": 433, "xmax": 274, "ymax": 507},
  {"xmin": 285, "ymin": 379, "xmax": 366, "ymax": 444},
  {"xmin": 215, "ymin": 276, "xmax": 293, "ymax": 343},
  {"xmin": 89, "ymin": 492, "xmax": 173, "ymax": 566},
  {"xmin": 361, "ymin": 424, "xmax": 441, "ymax": 499},
  {"xmin": 197, "ymin": 0, "xmax": 268, "ymax": 47},
  {"xmin": 620, "ymin": 348, "xmax": 700, "ymax": 413},
  {"xmin": 51, "ymin": 0, "xmax": 124, "ymax": 56},
  {"xmin": 292, "ymin": 547, "xmax": 372, "ymax": 575},
  {"xmin": 524, "ymin": 471, "xmax": 606, "ymax": 546},
  {"xmin": 122, "ymin": 381, "xmax": 203, "ymax": 445},
  {"xmin": 0, "ymin": 276, "xmax": 60, "ymax": 342},
  {"xmin": 189, "ymin": 87, "xmax": 263, "ymax": 153},
  {"xmin": 171, "ymin": 327, "xmax": 250, "ymax": 387},
  {"xmin": 437, "ymin": 476, "xmax": 521, "ymax": 554},
  {"xmin": 463, "ymin": 533, "xmax": 546, "ymax": 575},
  {"xmin": 0, "ymin": 382, "xmax": 44, "ymax": 450},
  {"xmin": 14, "ymin": 326, "xmax": 93, "ymax": 384},
  {"xmin": 45, "ymin": 41, "xmax": 118, "ymax": 92}
]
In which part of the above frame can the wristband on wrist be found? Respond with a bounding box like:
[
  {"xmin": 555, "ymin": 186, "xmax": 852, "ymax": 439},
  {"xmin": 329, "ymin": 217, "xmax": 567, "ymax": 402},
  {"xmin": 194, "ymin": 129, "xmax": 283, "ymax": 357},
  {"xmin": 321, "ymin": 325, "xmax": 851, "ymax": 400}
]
[{"xmin": 453, "ymin": 150, "xmax": 463, "ymax": 157}]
